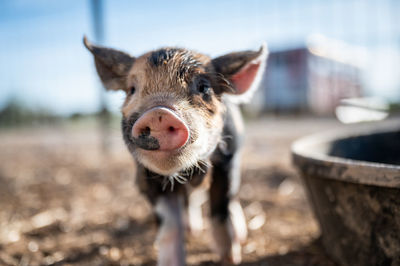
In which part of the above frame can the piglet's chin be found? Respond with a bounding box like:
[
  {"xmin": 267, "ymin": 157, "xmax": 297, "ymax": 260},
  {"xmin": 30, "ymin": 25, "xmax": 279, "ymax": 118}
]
[{"xmin": 137, "ymin": 150, "xmax": 187, "ymax": 176}]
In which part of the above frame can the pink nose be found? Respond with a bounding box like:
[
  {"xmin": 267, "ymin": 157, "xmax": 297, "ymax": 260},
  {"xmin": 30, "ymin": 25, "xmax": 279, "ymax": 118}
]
[{"xmin": 132, "ymin": 107, "xmax": 190, "ymax": 151}]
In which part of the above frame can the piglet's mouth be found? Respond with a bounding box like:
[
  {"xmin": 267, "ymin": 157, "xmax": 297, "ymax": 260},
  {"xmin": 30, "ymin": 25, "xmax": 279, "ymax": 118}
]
[{"xmin": 131, "ymin": 106, "xmax": 190, "ymax": 152}]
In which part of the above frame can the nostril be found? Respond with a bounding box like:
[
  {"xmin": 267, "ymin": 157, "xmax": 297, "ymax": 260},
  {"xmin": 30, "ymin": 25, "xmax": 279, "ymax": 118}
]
[
  {"xmin": 168, "ymin": 126, "xmax": 175, "ymax": 132},
  {"xmin": 140, "ymin": 126, "xmax": 151, "ymax": 137}
]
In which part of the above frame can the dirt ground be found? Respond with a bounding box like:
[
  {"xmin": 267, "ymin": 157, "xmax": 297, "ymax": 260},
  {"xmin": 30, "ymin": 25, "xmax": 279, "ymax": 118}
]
[{"xmin": 0, "ymin": 117, "xmax": 342, "ymax": 266}]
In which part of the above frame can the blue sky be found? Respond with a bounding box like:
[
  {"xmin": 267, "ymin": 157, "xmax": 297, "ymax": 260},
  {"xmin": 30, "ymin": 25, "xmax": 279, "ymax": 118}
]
[{"xmin": 0, "ymin": 0, "xmax": 399, "ymax": 114}]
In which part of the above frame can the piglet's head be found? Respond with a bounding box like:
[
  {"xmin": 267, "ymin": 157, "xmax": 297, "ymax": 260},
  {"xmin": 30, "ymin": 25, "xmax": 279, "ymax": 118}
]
[{"xmin": 84, "ymin": 37, "xmax": 267, "ymax": 176}]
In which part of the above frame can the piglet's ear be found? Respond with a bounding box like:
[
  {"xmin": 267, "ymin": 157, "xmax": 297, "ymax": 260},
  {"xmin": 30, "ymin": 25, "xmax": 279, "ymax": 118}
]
[
  {"xmin": 212, "ymin": 44, "xmax": 268, "ymax": 103},
  {"xmin": 84, "ymin": 36, "xmax": 135, "ymax": 91}
]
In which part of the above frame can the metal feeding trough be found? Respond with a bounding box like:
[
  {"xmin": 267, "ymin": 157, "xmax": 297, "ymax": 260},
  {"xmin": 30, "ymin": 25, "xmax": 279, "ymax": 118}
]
[{"xmin": 292, "ymin": 120, "xmax": 400, "ymax": 266}]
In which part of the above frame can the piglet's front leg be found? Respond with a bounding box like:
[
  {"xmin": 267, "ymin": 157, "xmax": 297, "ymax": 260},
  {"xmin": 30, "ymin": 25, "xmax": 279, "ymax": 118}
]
[
  {"xmin": 155, "ymin": 195, "xmax": 186, "ymax": 266},
  {"xmin": 210, "ymin": 152, "xmax": 247, "ymax": 265}
]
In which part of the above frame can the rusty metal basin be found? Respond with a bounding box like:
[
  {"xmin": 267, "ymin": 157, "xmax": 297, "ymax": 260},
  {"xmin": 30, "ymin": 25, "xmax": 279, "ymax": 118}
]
[{"xmin": 292, "ymin": 120, "xmax": 400, "ymax": 266}]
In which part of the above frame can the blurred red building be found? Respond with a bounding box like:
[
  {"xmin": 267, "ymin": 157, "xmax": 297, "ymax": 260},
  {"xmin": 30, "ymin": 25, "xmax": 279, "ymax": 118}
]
[{"xmin": 252, "ymin": 35, "xmax": 367, "ymax": 115}]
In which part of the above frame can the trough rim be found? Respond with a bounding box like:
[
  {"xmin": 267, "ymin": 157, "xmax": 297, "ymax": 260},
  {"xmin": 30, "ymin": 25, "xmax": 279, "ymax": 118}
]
[{"xmin": 291, "ymin": 119, "xmax": 400, "ymax": 188}]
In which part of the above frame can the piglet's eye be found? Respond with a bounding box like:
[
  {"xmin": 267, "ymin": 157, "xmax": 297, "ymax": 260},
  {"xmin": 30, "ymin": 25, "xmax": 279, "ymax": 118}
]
[
  {"xmin": 197, "ymin": 80, "xmax": 211, "ymax": 95},
  {"xmin": 198, "ymin": 84, "xmax": 210, "ymax": 94},
  {"xmin": 130, "ymin": 86, "xmax": 136, "ymax": 95}
]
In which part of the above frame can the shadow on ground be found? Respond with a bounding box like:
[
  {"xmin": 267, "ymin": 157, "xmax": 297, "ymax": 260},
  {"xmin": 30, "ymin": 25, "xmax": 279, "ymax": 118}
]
[{"xmin": 198, "ymin": 239, "xmax": 337, "ymax": 266}]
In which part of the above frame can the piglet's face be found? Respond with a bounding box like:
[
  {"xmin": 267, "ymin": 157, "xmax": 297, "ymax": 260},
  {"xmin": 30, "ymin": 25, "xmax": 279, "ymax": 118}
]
[
  {"xmin": 121, "ymin": 48, "xmax": 226, "ymax": 175},
  {"xmin": 84, "ymin": 38, "xmax": 267, "ymax": 176}
]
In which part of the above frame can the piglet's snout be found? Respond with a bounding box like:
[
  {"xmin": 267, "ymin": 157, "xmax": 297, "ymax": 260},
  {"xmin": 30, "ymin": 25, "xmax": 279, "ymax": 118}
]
[{"xmin": 132, "ymin": 107, "xmax": 190, "ymax": 151}]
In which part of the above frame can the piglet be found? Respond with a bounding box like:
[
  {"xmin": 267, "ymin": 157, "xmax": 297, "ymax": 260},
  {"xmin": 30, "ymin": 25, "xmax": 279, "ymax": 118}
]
[{"xmin": 84, "ymin": 37, "xmax": 267, "ymax": 265}]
